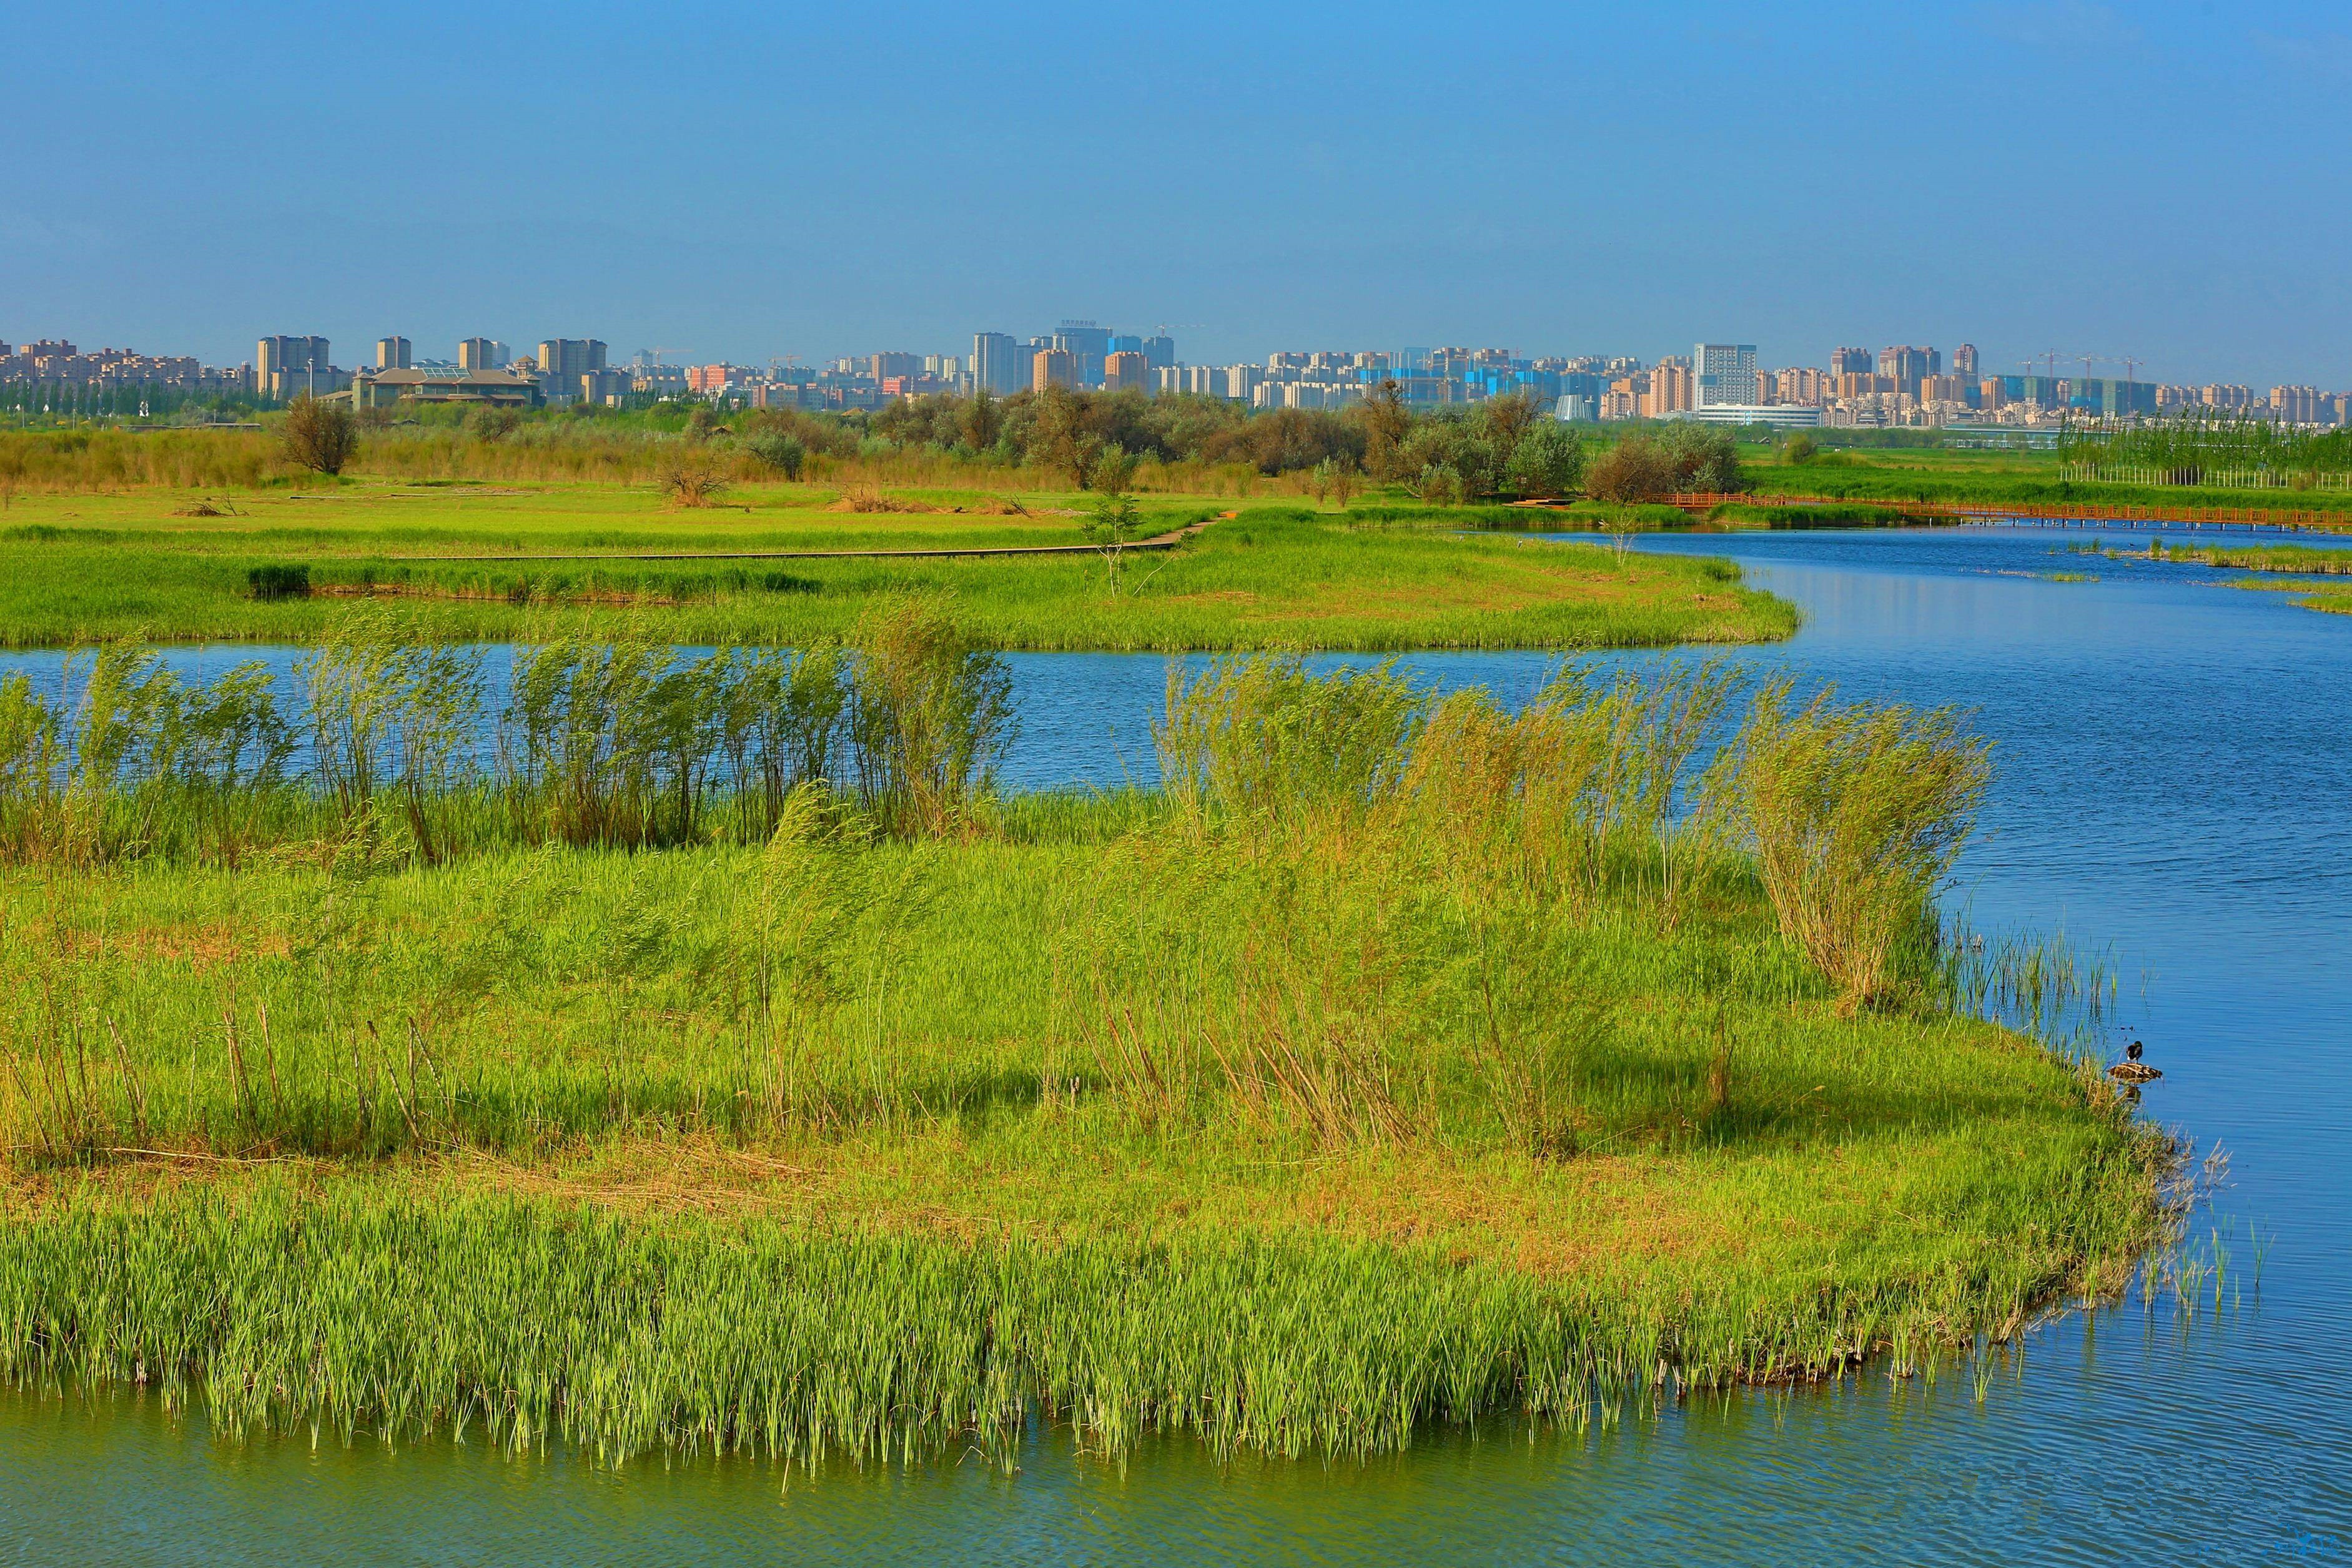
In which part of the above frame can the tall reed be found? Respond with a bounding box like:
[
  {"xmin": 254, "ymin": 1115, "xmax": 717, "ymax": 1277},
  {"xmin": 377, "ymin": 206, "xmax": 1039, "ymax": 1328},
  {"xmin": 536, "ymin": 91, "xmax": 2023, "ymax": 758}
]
[
  {"xmin": 1713, "ymin": 679, "xmax": 1989, "ymax": 1010},
  {"xmin": 0, "ymin": 601, "xmax": 1011, "ymax": 865}
]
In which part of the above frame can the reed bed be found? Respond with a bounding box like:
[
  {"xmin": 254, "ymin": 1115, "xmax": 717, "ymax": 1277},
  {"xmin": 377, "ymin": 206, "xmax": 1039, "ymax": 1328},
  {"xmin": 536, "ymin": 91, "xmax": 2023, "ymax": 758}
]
[
  {"xmin": 0, "ymin": 1175, "xmax": 2150, "ymax": 1467},
  {"xmin": 0, "ymin": 654, "xmax": 2168, "ymax": 1464}
]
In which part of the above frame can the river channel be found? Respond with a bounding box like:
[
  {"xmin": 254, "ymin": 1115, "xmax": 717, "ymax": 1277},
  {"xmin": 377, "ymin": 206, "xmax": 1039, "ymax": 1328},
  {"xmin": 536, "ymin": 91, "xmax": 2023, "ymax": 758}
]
[{"xmin": 0, "ymin": 526, "xmax": 2346, "ymax": 1564}]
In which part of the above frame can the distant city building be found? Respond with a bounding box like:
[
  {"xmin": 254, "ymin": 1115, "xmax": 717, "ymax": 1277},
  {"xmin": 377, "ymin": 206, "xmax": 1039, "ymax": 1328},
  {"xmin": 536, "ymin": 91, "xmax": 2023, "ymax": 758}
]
[
  {"xmin": 535, "ymin": 340, "xmax": 607, "ymax": 400},
  {"xmin": 971, "ymin": 332, "xmax": 1027, "ymax": 396},
  {"xmin": 354, "ymin": 367, "xmax": 541, "ymax": 410},
  {"xmin": 1878, "ymin": 345, "xmax": 1940, "ymax": 398},
  {"xmin": 256, "ymin": 335, "xmax": 333, "ymax": 399},
  {"xmin": 375, "ymin": 336, "xmax": 412, "ymax": 370},
  {"xmin": 1645, "ymin": 363, "xmax": 1692, "ymax": 417},
  {"xmin": 2270, "ymin": 385, "xmax": 2329, "ymax": 424},
  {"xmin": 457, "ymin": 338, "xmax": 510, "ymax": 370},
  {"xmin": 867, "ymin": 352, "xmax": 920, "ymax": 383},
  {"xmin": 1681, "ymin": 403, "xmax": 1821, "ymax": 430},
  {"xmin": 1103, "ymin": 351, "xmax": 1149, "ymax": 392},
  {"xmin": 1051, "ymin": 321, "xmax": 1110, "ymax": 388},
  {"xmin": 1952, "ymin": 343, "xmax": 1979, "ymax": 380},
  {"xmin": 1693, "ymin": 343, "xmax": 1757, "ymax": 408},
  {"xmin": 1831, "ymin": 346, "xmax": 1873, "ymax": 377},
  {"xmin": 1144, "ymin": 335, "xmax": 1176, "ymax": 371},
  {"xmin": 1920, "ymin": 374, "xmax": 1973, "ymax": 407},
  {"xmin": 1032, "ymin": 348, "xmax": 1076, "ymax": 391},
  {"xmin": 580, "ymin": 368, "xmax": 631, "ymax": 404},
  {"xmin": 1772, "ymin": 367, "xmax": 1829, "ymax": 406}
]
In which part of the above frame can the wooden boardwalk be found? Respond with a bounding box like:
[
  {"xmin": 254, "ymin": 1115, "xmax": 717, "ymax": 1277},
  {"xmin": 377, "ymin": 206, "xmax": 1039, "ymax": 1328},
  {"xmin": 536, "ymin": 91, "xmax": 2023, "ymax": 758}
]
[{"xmin": 388, "ymin": 513, "xmax": 1234, "ymax": 565}]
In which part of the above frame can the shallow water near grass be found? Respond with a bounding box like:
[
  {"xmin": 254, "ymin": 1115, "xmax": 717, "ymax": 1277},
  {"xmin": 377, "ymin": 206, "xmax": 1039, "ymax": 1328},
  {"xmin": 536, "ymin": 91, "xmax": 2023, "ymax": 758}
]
[{"xmin": 2, "ymin": 524, "xmax": 2349, "ymax": 1564}]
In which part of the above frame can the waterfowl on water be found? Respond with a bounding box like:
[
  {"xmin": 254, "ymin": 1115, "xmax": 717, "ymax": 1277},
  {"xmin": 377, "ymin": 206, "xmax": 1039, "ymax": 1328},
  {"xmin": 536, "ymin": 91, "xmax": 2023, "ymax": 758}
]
[{"xmin": 2109, "ymin": 1041, "xmax": 2162, "ymax": 1085}]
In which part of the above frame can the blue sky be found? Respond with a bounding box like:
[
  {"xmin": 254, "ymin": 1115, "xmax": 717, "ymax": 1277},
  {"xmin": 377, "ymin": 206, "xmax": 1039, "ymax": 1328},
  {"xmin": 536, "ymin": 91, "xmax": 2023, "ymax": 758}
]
[{"xmin": 7, "ymin": 1, "xmax": 2351, "ymax": 384}]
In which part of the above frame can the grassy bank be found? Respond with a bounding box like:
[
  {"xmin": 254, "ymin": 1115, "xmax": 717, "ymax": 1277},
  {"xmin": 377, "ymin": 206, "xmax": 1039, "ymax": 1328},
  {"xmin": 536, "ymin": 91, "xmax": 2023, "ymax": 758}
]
[
  {"xmin": 0, "ymin": 641, "xmax": 2167, "ymax": 1465},
  {"xmin": 2084, "ymin": 540, "xmax": 2352, "ymax": 618},
  {"xmin": 1752, "ymin": 451, "xmax": 2352, "ymax": 525},
  {"xmin": 0, "ymin": 485, "xmax": 1790, "ymax": 651}
]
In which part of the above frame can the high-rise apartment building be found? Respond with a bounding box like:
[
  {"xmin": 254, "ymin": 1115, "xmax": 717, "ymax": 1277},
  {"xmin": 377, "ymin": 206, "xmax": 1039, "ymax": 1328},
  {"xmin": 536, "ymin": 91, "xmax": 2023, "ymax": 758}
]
[
  {"xmin": 2271, "ymin": 385, "xmax": 2328, "ymax": 424},
  {"xmin": 1103, "ymin": 351, "xmax": 1149, "ymax": 392},
  {"xmin": 1830, "ymin": 346, "xmax": 1873, "ymax": 377},
  {"xmin": 868, "ymin": 352, "xmax": 920, "ymax": 383},
  {"xmin": 536, "ymin": 340, "xmax": 608, "ymax": 398},
  {"xmin": 1877, "ymin": 346, "xmax": 1940, "ymax": 398},
  {"xmin": 458, "ymin": 338, "xmax": 509, "ymax": 370},
  {"xmin": 1773, "ymin": 367, "xmax": 1829, "ymax": 406},
  {"xmin": 1051, "ymin": 321, "xmax": 1110, "ymax": 388},
  {"xmin": 1032, "ymin": 348, "xmax": 1076, "ymax": 391},
  {"xmin": 1952, "ymin": 343, "xmax": 1979, "ymax": 380},
  {"xmin": 1107, "ymin": 334, "xmax": 1144, "ymax": 356},
  {"xmin": 1693, "ymin": 343, "xmax": 1757, "ymax": 408},
  {"xmin": 256, "ymin": 335, "xmax": 330, "ymax": 398},
  {"xmin": 1646, "ymin": 363, "xmax": 1693, "ymax": 417},
  {"xmin": 375, "ymin": 336, "xmax": 412, "ymax": 370},
  {"xmin": 971, "ymin": 332, "xmax": 1027, "ymax": 396},
  {"xmin": 1144, "ymin": 335, "xmax": 1176, "ymax": 371}
]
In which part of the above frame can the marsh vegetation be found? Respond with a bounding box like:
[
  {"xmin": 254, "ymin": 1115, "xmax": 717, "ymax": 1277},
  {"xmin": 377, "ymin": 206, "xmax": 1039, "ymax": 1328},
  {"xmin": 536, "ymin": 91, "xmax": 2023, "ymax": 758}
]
[{"xmin": 0, "ymin": 613, "xmax": 2165, "ymax": 1466}]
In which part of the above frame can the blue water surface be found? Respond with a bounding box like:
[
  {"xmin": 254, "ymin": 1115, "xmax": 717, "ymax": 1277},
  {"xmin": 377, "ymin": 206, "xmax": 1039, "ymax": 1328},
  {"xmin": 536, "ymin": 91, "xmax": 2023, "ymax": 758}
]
[{"xmin": 2, "ymin": 525, "xmax": 2348, "ymax": 1565}]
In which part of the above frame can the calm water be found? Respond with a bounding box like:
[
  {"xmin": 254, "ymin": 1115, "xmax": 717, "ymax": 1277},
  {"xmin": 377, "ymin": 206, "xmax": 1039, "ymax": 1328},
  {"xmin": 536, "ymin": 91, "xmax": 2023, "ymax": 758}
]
[{"xmin": 3, "ymin": 526, "xmax": 2350, "ymax": 1564}]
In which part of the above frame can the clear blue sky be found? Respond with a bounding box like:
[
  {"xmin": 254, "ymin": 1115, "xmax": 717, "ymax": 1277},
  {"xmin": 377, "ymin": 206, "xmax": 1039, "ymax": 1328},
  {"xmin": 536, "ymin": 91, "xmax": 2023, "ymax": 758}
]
[{"xmin": 7, "ymin": 1, "xmax": 2350, "ymax": 385}]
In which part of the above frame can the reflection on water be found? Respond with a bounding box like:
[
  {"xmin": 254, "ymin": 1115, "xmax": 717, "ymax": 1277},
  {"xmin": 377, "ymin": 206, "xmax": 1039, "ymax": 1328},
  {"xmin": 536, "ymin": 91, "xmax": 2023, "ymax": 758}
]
[{"xmin": 2, "ymin": 526, "xmax": 2349, "ymax": 1565}]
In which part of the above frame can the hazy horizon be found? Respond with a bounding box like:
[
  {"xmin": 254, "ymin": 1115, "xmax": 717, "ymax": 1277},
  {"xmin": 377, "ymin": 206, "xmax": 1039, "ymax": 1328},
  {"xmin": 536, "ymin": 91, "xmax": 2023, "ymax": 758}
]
[{"xmin": 8, "ymin": 0, "xmax": 2350, "ymax": 388}]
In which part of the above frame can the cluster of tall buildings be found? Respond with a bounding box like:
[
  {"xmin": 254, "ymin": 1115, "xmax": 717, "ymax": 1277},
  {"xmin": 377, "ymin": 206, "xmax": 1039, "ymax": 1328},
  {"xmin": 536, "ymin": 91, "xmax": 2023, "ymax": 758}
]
[
  {"xmin": 1599, "ymin": 344, "xmax": 2352, "ymax": 431},
  {"xmin": 6, "ymin": 325, "xmax": 2351, "ymax": 430},
  {"xmin": 0, "ymin": 339, "xmax": 245, "ymax": 394},
  {"xmin": 255, "ymin": 335, "xmax": 631, "ymax": 407}
]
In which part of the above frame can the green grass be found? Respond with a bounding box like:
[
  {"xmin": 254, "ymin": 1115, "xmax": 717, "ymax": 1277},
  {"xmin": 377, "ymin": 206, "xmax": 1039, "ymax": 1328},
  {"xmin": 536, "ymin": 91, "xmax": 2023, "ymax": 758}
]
[
  {"xmin": 1749, "ymin": 454, "xmax": 2352, "ymax": 523},
  {"xmin": 0, "ymin": 656, "xmax": 2167, "ymax": 1466},
  {"xmin": 0, "ymin": 485, "xmax": 1792, "ymax": 651}
]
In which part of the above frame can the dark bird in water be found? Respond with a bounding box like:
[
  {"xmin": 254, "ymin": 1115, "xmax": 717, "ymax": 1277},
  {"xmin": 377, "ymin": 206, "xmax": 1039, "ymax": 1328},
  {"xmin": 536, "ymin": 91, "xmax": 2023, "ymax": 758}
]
[{"xmin": 2109, "ymin": 1040, "xmax": 2162, "ymax": 1085}]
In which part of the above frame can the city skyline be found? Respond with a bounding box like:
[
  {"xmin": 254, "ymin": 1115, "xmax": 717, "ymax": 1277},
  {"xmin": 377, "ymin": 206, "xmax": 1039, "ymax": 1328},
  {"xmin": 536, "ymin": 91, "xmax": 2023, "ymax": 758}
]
[
  {"xmin": 8, "ymin": 2, "xmax": 2352, "ymax": 387},
  {"xmin": 14, "ymin": 322, "xmax": 2349, "ymax": 435}
]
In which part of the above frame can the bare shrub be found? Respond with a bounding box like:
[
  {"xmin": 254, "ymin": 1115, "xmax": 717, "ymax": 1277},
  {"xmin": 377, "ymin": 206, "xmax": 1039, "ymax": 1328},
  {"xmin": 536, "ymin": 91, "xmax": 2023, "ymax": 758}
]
[
  {"xmin": 279, "ymin": 395, "xmax": 359, "ymax": 476},
  {"xmin": 1584, "ymin": 437, "xmax": 1679, "ymax": 504},
  {"xmin": 656, "ymin": 446, "xmax": 732, "ymax": 508}
]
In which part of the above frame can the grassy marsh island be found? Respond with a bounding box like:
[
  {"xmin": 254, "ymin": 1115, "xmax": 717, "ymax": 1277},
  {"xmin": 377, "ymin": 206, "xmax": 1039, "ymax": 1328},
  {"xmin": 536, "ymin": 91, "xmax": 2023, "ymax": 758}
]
[
  {"xmin": 0, "ymin": 611, "xmax": 2168, "ymax": 1466},
  {"xmin": 0, "ymin": 485, "xmax": 1787, "ymax": 652}
]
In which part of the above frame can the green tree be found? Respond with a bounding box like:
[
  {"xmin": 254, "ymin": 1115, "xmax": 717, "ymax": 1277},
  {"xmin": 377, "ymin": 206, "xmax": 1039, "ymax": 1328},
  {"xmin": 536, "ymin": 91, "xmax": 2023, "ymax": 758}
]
[
  {"xmin": 744, "ymin": 431, "xmax": 806, "ymax": 480},
  {"xmin": 1502, "ymin": 421, "xmax": 1584, "ymax": 499},
  {"xmin": 1354, "ymin": 378, "xmax": 1413, "ymax": 481},
  {"xmin": 1584, "ymin": 436, "xmax": 1679, "ymax": 504},
  {"xmin": 1080, "ymin": 488, "xmax": 1145, "ymax": 591},
  {"xmin": 960, "ymin": 388, "xmax": 1002, "ymax": 452}
]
